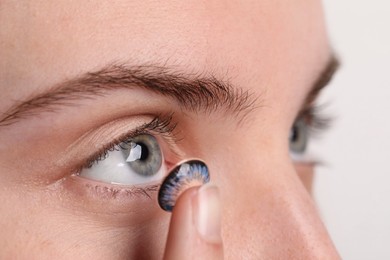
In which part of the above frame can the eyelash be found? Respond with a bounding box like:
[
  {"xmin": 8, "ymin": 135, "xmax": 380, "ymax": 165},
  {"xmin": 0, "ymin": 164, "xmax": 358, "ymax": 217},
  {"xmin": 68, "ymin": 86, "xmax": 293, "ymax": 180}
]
[
  {"xmin": 82, "ymin": 113, "xmax": 178, "ymax": 169},
  {"xmin": 298, "ymin": 103, "xmax": 332, "ymax": 134}
]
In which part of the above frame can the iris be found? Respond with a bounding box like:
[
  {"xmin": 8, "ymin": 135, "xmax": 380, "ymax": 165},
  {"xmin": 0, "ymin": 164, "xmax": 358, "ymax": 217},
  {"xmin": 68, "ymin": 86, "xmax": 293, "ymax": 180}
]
[{"xmin": 289, "ymin": 118, "xmax": 308, "ymax": 154}]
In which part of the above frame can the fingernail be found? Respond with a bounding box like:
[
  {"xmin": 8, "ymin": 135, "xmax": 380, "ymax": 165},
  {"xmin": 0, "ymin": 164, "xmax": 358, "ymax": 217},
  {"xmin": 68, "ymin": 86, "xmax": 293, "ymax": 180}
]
[{"xmin": 193, "ymin": 183, "xmax": 222, "ymax": 244}]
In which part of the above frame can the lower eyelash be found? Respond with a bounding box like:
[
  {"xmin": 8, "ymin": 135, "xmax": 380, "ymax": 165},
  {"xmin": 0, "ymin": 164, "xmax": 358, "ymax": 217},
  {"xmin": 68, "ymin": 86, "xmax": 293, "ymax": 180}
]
[
  {"xmin": 70, "ymin": 173, "xmax": 161, "ymax": 200},
  {"xmin": 86, "ymin": 183, "xmax": 160, "ymax": 199}
]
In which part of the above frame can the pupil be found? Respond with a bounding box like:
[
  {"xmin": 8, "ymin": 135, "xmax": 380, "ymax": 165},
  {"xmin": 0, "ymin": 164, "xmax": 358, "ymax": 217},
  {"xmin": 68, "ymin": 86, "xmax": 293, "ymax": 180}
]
[
  {"xmin": 291, "ymin": 125, "xmax": 299, "ymax": 143},
  {"xmin": 138, "ymin": 142, "xmax": 149, "ymax": 161}
]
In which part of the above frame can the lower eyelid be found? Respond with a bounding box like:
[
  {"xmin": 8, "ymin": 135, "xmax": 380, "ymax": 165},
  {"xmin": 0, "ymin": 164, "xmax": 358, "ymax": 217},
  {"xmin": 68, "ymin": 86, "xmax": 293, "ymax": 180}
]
[
  {"xmin": 57, "ymin": 156, "xmax": 179, "ymax": 212},
  {"xmin": 69, "ymin": 174, "xmax": 161, "ymax": 199},
  {"xmin": 290, "ymin": 152, "xmax": 321, "ymax": 165},
  {"xmin": 56, "ymin": 175, "xmax": 163, "ymax": 215}
]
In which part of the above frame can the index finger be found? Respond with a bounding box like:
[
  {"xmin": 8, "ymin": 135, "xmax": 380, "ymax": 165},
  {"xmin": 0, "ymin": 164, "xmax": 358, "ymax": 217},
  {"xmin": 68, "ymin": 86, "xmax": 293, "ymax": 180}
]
[{"xmin": 163, "ymin": 184, "xmax": 223, "ymax": 260}]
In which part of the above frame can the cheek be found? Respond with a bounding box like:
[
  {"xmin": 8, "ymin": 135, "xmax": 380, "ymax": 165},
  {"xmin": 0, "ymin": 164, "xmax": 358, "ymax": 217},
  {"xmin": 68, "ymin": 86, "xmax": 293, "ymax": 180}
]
[{"xmin": 0, "ymin": 171, "xmax": 170, "ymax": 259}]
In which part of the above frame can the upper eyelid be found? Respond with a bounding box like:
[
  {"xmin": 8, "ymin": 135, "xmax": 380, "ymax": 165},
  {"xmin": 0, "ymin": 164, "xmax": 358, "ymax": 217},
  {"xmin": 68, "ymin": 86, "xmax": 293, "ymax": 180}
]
[
  {"xmin": 54, "ymin": 115, "xmax": 167, "ymax": 172},
  {"xmin": 79, "ymin": 114, "xmax": 183, "ymax": 171}
]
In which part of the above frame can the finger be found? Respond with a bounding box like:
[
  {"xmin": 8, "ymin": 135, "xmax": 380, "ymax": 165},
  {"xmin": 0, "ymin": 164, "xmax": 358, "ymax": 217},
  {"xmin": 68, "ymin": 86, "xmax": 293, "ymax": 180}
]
[{"xmin": 163, "ymin": 183, "xmax": 223, "ymax": 260}]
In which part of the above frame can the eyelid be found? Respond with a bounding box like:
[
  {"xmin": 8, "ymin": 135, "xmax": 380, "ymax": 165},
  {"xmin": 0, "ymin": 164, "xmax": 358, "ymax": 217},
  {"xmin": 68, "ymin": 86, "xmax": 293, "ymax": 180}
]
[
  {"xmin": 57, "ymin": 114, "xmax": 184, "ymax": 176},
  {"xmin": 68, "ymin": 174, "xmax": 161, "ymax": 200},
  {"xmin": 57, "ymin": 174, "xmax": 163, "ymax": 216},
  {"xmin": 290, "ymin": 151, "xmax": 321, "ymax": 165},
  {"xmin": 81, "ymin": 113, "xmax": 180, "ymax": 169}
]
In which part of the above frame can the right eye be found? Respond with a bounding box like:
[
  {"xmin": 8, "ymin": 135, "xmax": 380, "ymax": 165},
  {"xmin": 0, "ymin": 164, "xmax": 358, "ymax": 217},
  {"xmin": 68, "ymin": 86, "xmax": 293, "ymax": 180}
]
[{"xmin": 79, "ymin": 134, "xmax": 166, "ymax": 185}]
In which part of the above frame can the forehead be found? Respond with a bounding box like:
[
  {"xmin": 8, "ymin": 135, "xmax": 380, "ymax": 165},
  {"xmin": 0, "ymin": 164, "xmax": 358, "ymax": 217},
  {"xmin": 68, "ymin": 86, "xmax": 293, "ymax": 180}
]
[{"xmin": 0, "ymin": 0, "xmax": 329, "ymax": 118}]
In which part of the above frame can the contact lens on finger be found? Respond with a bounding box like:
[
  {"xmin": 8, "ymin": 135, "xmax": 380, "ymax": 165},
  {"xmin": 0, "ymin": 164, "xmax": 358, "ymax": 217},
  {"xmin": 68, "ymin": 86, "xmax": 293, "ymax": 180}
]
[{"xmin": 158, "ymin": 160, "xmax": 210, "ymax": 212}]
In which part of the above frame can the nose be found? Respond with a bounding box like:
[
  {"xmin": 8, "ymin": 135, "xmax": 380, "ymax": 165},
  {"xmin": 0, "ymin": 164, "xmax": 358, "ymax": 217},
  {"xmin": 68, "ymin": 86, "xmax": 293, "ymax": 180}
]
[{"xmin": 214, "ymin": 154, "xmax": 340, "ymax": 259}]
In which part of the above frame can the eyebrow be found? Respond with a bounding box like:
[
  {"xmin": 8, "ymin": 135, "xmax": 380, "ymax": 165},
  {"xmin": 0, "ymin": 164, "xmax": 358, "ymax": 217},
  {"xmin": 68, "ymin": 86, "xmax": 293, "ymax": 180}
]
[
  {"xmin": 298, "ymin": 55, "xmax": 340, "ymax": 123},
  {"xmin": 0, "ymin": 57, "xmax": 339, "ymax": 127},
  {"xmin": 303, "ymin": 55, "xmax": 340, "ymax": 109},
  {"xmin": 0, "ymin": 64, "xmax": 259, "ymax": 127}
]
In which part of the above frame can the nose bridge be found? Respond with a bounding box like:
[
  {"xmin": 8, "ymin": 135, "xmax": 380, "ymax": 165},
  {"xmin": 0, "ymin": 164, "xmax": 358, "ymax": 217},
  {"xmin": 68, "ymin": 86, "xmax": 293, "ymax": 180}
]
[{"xmin": 218, "ymin": 159, "xmax": 339, "ymax": 259}]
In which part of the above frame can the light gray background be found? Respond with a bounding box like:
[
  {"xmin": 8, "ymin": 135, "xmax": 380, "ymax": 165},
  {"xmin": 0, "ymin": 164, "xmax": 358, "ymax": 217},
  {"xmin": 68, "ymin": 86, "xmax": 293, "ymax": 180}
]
[{"xmin": 314, "ymin": 1, "xmax": 390, "ymax": 259}]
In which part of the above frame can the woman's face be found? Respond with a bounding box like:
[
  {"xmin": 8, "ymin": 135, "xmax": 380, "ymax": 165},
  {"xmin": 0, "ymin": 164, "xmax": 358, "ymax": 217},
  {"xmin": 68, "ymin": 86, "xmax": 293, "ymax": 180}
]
[{"xmin": 0, "ymin": 0, "xmax": 339, "ymax": 259}]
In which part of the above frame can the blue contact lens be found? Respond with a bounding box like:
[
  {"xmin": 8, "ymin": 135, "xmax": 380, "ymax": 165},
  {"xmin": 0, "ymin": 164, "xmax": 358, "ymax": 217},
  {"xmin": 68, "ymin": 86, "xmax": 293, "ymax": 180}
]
[{"xmin": 158, "ymin": 160, "xmax": 210, "ymax": 212}]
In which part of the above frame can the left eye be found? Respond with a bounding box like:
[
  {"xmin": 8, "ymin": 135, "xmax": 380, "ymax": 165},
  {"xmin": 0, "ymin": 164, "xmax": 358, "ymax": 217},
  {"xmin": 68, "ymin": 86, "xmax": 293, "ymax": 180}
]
[
  {"xmin": 289, "ymin": 117, "xmax": 309, "ymax": 155},
  {"xmin": 79, "ymin": 134, "xmax": 165, "ymax": 185}
]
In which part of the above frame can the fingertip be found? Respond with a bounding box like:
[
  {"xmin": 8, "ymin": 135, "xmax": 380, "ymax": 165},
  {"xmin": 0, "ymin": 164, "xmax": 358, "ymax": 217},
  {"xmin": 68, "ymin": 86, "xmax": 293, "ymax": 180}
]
[
  {"xmin": 163, "ymin": 186, "xmax": 199, "ymax": 260},
  {"xmin": 193, "ymin": 183, "xmax": 222, "ymax": 244},
  {"xmin": 163, "ymin": 184, "xmax": 223, "ymax": 260}
]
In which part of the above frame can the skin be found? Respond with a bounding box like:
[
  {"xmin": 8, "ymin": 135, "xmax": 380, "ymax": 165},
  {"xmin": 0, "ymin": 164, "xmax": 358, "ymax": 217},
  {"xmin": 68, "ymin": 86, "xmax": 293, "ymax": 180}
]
[{"xmin": 0, "ymin": 0, "xmax": 340, "ymax": 259}]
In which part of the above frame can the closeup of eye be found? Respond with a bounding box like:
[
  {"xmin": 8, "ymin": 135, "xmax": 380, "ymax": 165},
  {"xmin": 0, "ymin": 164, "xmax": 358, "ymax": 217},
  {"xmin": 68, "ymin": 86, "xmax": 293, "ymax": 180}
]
[
  {"xmin": 289, "ymin": 104, "xmax": 331, "ymax": 161},
  {"xmin": 79, "ymin": 134, "xmax": 166, "ymax": 185},
  {"xmin": 74, "ymin": 115, "xmax": 178, "ymax": 187}
]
